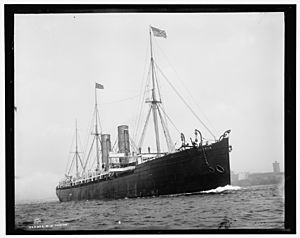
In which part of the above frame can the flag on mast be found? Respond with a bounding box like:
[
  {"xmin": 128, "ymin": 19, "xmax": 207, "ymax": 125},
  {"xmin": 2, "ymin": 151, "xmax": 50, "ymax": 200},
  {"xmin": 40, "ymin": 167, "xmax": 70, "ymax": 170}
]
[
  {"xmin": 151, "ymin": 26, "xmax": 167, "ymax": 38},
  {"xmin": 95, "ymin": 83, "xmax": 104, "ymax": 89}
]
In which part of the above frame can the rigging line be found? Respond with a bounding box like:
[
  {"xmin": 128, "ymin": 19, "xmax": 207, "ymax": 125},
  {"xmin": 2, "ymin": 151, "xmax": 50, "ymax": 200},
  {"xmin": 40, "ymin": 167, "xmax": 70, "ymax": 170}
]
[
  {"xmin": 158, "ymin": 104, "xmax": 181, "ymax": 135},
  {"xmin": 136, "ymin": 72, "xmax": 152, "ymax": 142},
  {"xmin": 77, "ymin": 131, "xmax": 85, "ymax": 166},
  {"xmin": 83, "ymin": 136, "xmax": 96, "ymax": 171},
  {"xmin": 75, "ymin": 129, "xmax": 84, "ymax": 170},
  {"xmin": 95, "ymin": 136, "xmax": 102, "ymax": 170},
  {"xmin": 154, "ymin": 39, "xmax": 219, "ymax": 136},
  {"xmin": 90, "ymin": 155, "xmax": 97, "ymax": 170},
  {"xmin": 82, "ymin": 105, "xmax": 96, "ymax": 166},
  {"xmin": 77, "ymin": 153, "xmax": 84, "ymax": 170},
  {"xmin": 156, "ymin": 106, "xmax": 174, "ymax": 152},
  {"xmin": 65, "ymin": 133, "xmax": 76, "ymax": 175},
  {"xmin": 134, "ymin": 63, "xmax": 152, "ymax": 142},
  {"xmin": 76, "ymin": 128, "xmax": 85, "ymax": 155},
  {"xmin": 153, "ymin": 60, "xmax": 162, "ymax": 102},
  {"xmin": 73, "ymin": 129, "xmax": 85, "ymax": 173},
  {"xmin": 157, "ymin": 106, "xmax": 182, "ymax": 149},
  {"xmin": 129, "ymin": 136, "xmax": 139, "ymax": 153},
  {"xmin": 155, "ymin": 62, "xmax": 216, "ymax": 140},
  {"xmin": 160, "ymin": 102, "xmax": 169, "ymax": 135},
  {"xmin": 134, "ymin": 64, "xmax": 151, "ymax": 142},
  {"xmin": 134, "ymin": 34, "xmax": 158, "ymax": 141},
  {"xmin": 86, "ymin": 152, "xmax": 94, "ymax": 172},
  {"xmin": 153, "ymin": 60, "xmax": 170, "ymax": 132},
  {"xmin": 133, "ymin": 41, "xmax": 150, "ymax": 141},
  {"xmin": 90, "ymin": 153, "xmax": 97, "ymax": 171},
  {"xmin": 77, "ymin": 129, "xmax": 82, "ymax": 150},
  {"xmin": 112, "ymin": 138, "xmax": 118, "ymax": 152},
  {"xmin": 97, "ymin": 135, "xmax": 102, "ymax": 152},
  {"xmin": 98, "ymin": 112, "xmax": 102, "ymax": 134},
  {"xmin": 67, "ymin": 154, "xmax": 76, "ymax": 175},
  {"xmin": 138, "ymin": 105, "xmax": 152, "ymax": 149}
]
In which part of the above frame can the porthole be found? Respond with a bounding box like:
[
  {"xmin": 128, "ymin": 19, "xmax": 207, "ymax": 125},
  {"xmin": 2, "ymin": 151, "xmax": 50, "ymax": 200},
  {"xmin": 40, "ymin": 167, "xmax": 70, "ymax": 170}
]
[{"xmin": 216, "ymin": 165, "xmax": 225, "ymax": 173}]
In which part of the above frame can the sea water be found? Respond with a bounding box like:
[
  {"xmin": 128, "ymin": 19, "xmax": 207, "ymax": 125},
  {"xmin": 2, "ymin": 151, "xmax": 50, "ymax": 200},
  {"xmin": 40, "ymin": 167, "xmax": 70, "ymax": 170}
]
[{"xmin": 15, "ymin": 184, "xmax": 284, "ymax": 230}]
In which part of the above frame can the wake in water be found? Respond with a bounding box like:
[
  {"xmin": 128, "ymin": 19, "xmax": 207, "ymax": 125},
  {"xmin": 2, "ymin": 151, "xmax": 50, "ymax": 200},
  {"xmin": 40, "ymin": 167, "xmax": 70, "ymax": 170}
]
[
  {"xmin": 200, "ymin": 184, "xmax": 242, "ymax": 194},
  {"xmin": 160, "ymin": 185, "xmax": 242, "ymax": 198}
]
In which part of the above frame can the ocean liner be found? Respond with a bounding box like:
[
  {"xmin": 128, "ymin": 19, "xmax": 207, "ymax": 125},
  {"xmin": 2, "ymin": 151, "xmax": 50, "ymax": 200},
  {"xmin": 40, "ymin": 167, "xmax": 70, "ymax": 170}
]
[{"xmin": 56, "ymin": 26, "xmax": 232, "ymax": 202}]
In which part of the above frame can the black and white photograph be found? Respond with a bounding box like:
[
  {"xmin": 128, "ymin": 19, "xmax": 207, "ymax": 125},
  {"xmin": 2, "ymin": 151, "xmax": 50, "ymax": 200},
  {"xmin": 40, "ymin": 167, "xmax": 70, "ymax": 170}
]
[{"xmin": 3, "ymin": 4, "xmax": 296, "ymax": 235}]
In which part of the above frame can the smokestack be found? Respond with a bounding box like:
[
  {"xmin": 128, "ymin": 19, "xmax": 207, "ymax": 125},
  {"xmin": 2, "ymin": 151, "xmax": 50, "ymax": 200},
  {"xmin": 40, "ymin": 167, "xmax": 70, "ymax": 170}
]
[
  {"xmin": 101, "ymin": 134, "xmax": 111, "ymax": 171},
  {"xmin": 118, "ymin": 125, "xmax": 130, "ymax": 155}
]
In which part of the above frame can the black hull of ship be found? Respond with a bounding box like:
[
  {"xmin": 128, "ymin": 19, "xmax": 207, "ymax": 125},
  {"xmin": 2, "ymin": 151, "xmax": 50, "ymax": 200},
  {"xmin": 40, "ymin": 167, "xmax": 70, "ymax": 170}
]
[{"xmin": 56, "ymin": 138, "xmax": 230, "ymax": 202}]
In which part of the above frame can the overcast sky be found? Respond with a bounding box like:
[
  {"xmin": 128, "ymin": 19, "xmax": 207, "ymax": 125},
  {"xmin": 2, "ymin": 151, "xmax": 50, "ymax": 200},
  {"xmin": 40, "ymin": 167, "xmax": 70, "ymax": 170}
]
[{"xmin": 14, "ymin": 12, "xmax": 284, "ymax": 202}]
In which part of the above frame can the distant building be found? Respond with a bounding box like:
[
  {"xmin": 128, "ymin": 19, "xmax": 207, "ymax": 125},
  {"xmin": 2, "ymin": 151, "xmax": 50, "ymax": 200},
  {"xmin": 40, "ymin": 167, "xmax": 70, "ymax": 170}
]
[
  {"xmin": 231, "ymin": 161, "xmax": 283, "ymax": 186},
  {"xmin": 273, "ymin": 161, "xmax": 280, "ymax": 173},
  {"xmin": 246, "ymin": 172, "xmax": 283, "ymax": 186},
  {"xmin": 230, "ymin": 171, "xmax": 239, "ymax": 183},
  {"xmin": 238, "ymin": 172, "xmax": 249, "ymax": 180}
]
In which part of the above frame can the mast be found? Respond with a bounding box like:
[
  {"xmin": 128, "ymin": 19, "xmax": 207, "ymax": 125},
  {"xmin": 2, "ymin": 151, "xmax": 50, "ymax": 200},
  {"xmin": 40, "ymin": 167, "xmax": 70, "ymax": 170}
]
[
  {"xmin": 75, "ymin": 120, "xmax": 79, "ymax": 178},
  {"xmin": 149, "ymin": 27, "xmax": 161, "ymax": 154},
  {"xmin": 82, "ymin": 83, "xmax": 104, "ymax": 175},
  {"xmin": 69, "ymin": 119, "xmax": 84, "ymax": 178},
  {"xmin": 94, "ymin": 87, "xmax": 101, "ymax": 171},
  {"xmin": 138, "ymin": 26, "xmax": 174, "ymax": 154}
]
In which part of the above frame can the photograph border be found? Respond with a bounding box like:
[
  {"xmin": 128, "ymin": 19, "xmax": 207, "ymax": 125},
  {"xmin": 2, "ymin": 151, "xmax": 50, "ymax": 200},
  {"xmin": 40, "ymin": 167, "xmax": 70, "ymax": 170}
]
[{"xmin": 5, "ymin": 4, "xmax": 296, "ymax": 235}]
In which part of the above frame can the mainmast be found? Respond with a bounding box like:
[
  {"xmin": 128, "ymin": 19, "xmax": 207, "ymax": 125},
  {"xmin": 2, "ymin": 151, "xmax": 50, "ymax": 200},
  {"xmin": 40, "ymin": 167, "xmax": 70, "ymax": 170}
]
[{"xmin": 81, "ymin": 83, "xmax": 104, "ymax": 175}]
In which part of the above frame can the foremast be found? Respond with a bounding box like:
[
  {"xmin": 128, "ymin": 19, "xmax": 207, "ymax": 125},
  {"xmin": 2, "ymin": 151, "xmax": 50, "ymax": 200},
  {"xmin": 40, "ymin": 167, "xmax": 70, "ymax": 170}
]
[
  {"xmin": 149, "ymin": 28, "xmax": 161, "ymax": 154},
  {"xmin": 94, "ymin": 85, "xmax": 101, "ymax": 171},
  {"xmin": 138, "ymin": 26, "xmax": 175, "ymax": 155}
]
